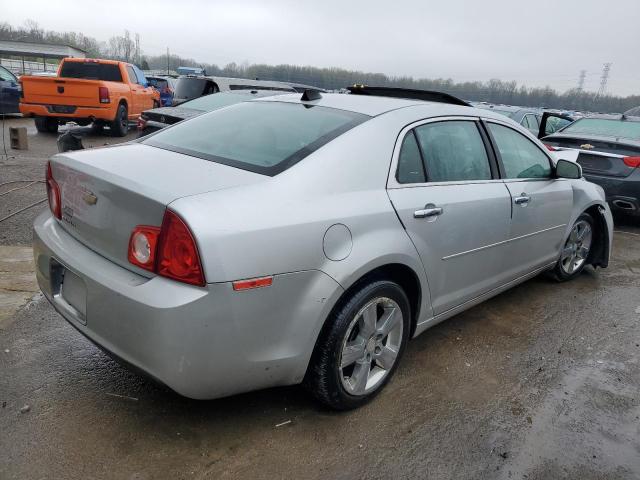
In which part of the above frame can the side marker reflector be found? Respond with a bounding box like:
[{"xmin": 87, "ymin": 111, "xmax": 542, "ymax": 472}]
[{"xmin": 232, "ymin": 276, "xmax": 273, "ymax": 291}]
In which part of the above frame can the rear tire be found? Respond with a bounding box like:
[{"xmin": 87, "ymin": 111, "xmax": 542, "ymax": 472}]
[
  {"xmin": 110, "ymin": 103, "xmax": 129, "ymax": 137},
  {"xmin": 551, "ymin": 212, "xmax": 594, "ymax": 281},
  {"xmin": 304, "ymin": 280, "xmax": 410, "ymax": 410},
  {"xmin": 34, "ymin": 117, "xmax": 58, "ymax": 134}
]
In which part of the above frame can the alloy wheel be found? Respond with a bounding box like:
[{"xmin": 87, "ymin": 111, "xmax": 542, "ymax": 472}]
[
  {"xmin": 560, "ymin": 220, "xmax": 592, "ymax": 275},
  {"xmin": 339, "ymin": 297, "xmax": 404, "ymax": 395}
]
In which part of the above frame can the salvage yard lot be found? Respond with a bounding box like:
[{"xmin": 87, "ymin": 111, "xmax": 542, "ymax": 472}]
[{"xmin": 1, "ymin": 116, "xmax": 639, "ymax": 479}]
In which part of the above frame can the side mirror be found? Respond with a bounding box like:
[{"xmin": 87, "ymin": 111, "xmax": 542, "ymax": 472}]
[{"xmin": 555, "ymin": 159, "xmax": 582, "ymax": 179}]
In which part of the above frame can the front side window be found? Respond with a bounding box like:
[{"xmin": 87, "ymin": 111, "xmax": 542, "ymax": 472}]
[
  {"xmin": 488, "ymin": 123, "xmax": 551, "ymax": 179},
  {"xmin": 0, "ymin": 66, "xmax": 17, "ymax": 82},
  {"xmin": 414, "ymin": 121, "xmax": 492, "ymax": 182},
  {"xmin": 143, "ymin": 101, "xmax": 369, "ymax": 175},
  {"xmin": 126, "ymin": 66, "xmax": 138, "ymax": 84}
]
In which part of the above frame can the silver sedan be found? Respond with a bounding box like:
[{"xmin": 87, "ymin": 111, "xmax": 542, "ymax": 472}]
[{"xmin": 34, "ymin": 89, "xmax": 613, "ymax": 409}]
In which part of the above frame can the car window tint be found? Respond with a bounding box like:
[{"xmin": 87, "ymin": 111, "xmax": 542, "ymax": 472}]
[
  {"xmin": 0, "ymin": 67, "xmax": 17, "ymax": 82},
  {"xmin": 414, "ymin": 121, "xmax": 491, "ymax": 182},
  {"xmin": 59, "ymin": 62, "xmax": 122, "ymax": 82},
  {"xmin": 396, "ymin": 132, "xmax": 425, "ymax": 184},
  {"xmin": 488, "ymin": 123, "xmax": 551, "ymax": 178},
  {"xmin": 132, "ymin": 66, "xmax": 147, "ymax": 85},
  {"xmin": 143, "ymin": 102, "xmax": 369, "ymax": 176}
]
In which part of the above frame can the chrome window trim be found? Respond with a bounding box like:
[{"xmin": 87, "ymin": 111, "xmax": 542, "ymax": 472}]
[{"xmin": 387, "ymin": 115, "xmax": 494, "ymax": 189}]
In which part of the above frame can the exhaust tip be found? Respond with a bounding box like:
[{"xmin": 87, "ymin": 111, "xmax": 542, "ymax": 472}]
[{"xmin": 612, "ymin": 199, "xmax": 636, "ymax": 211}]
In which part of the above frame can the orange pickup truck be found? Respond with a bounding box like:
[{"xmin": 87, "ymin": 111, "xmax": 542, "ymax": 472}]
[{"xmin": 20, "ymin": 58, "xmax": 160, "ymax": 136}]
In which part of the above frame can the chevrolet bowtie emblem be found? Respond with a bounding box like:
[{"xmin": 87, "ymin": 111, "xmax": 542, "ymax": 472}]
[
  {"xmin": 580, "ymin": 144, "xmax": 594, "ymax": 150},
  {"xmin": 82, "ymin": 191, "xmax": 98, "ymax": 205}
]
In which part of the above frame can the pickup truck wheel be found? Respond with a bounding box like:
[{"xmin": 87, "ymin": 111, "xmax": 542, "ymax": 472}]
[
  {"xmin": 110, "ymin": 104, "xmax": 129, "ymax": 137},
  {"xmin": 34, "ymin": 117, "xmax": 59, "ymax": 134}
]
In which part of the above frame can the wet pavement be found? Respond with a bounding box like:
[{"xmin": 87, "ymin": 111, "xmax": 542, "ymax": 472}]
[{"xmin": 1, "ymin": 116, "xmax": 639, "ymax": 479}]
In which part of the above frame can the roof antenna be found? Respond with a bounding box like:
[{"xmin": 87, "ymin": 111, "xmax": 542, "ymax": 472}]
[{"xmin": 301, "ymin": 89, "xmax": 322, "ymax": 101}]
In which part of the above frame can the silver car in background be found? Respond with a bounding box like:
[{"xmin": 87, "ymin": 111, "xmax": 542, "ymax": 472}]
[{"xmin": 34, "ymin": 87, "xmax": 613, "ymax": 410}]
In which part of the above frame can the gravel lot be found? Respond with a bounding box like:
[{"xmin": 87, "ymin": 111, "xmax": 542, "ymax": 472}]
[{"xmin": 1, "ymin": 116, "xmax": 639, "ymax": 479}]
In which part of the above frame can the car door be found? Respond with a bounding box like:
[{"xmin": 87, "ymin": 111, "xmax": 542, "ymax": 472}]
[
  {"xmin": 125, "ymin": 65, "xmax": 144, "ymax": 115},
  {"xmin": 485, "ymin": 120, "xmax": 573, "ymax": 278},
  {"xmin": 538, "ymin": 112, "xmax": 575, "ymax": 138},
  {"xmin": 132, "ymin": 66, "xmax": 155, "ymax": 110},
  {"xmin": 0, "ymin": 66, "xmax": 20, "ymax": 114},
  {"xmin": 387, "ymin": 118, "xmax": 513, "ymax": 315}
]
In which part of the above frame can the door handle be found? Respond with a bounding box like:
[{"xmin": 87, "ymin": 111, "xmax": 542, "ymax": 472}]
[
  {"xmin": 414, "ymin": 206, "xmax": 443, "ymax": 218},
  {"xmin": 514, "ymin": 194, "xmax": 530, "ymax": 205}
]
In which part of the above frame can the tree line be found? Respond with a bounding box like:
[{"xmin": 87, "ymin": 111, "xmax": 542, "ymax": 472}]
[{"xmin": 1, "ymin": 21, "xmax": 638, "ymax": 113}]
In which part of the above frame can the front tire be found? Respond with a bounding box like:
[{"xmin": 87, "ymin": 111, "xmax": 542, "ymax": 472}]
[
  {"xmin": 552, "ymin": 212, "xmax": 594, "ymax": 281},
  {"xmin": 34, "ymin": 117, "xmax": 58, "ymax": 133},
  {"xmin": 304, "ymin": 280, "xmax": 410, "ymax": 410},
  {"xmin": 110, "ymin": 103, "xmax": 129, "ymax": 137}
]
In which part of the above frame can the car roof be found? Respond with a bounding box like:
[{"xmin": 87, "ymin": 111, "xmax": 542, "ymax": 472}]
[{"xmin": 254, "ymin": 92, "xmax": 513, "ymax": 120}]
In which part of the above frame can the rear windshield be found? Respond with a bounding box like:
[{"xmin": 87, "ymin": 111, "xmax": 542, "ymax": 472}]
[
  {"xmin": 562, "ymin": 118, "xmax": 640, "ymax": 139},
  {"xmin": 142, "ymin": 101, "xmax": 369, "ymax": 175},
  {"xmin": 59, "ymin": 62, "xmax": 122, "ymax": 82},
  {"xmin": 147, "ymin": 78, "xmax": 169, "ymax": 90},
  {"xmin": 180, "ymin": 92, "xmax": 256, "ymax": 111}
]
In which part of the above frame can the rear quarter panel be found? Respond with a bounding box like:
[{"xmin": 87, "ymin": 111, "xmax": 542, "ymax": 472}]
[{"xmin": 168, "ymin": 107, "xmax": 447, "ymax": 325}]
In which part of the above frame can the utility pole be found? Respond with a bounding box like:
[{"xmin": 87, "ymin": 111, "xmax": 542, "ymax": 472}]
[
  {"xmin": 596, "ymin": 63, "xmax": 612, "ymax": 98},
  {"xmin": 135, "ymin": 33, "xmax": 140, "ymax": 65},
  {"xmin": 167, "ymin": 47, "xmax": 170, "ymax": 75},
  {"xmin": 577, "ymin": 70, "xmax": 586, "ymax": 92}
]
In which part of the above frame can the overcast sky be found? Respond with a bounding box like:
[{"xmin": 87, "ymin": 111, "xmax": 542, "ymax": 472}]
[{"xmin": 4, "ymin": 0, "xmax": 639, "ymax": 96}]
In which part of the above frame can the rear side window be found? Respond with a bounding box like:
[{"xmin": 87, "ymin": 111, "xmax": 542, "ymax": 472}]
[
  {"xmin": 143, "ymin": 102, "xmax": 369, "ymax": 175},
  {"xmin": 59, "ymin": 62, "xmax": 122, "ymax": 82},
  {"xmin": 488, "ymin": 123, "xmax": 551, "ymax": 178},
  {"xmin": 396, "ymin": 132, "xmax": 425, "ymax": 184},
  {"xmin": 414, "ymin": 121, "xmax": 492, "ymax": 182}
]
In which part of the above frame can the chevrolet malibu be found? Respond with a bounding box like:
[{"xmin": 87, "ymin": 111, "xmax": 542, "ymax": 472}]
[{"xmin": 34, "ymin": 87, "xmax": 613, "ymax": 410}]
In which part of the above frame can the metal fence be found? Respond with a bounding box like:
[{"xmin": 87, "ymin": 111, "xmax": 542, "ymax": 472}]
[{"xmin": 1, "ymin": 57, "xmax": 59, "ymax": 75}]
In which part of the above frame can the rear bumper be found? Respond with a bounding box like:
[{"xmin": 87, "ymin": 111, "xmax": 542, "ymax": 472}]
[
  {"xmin": 33, "ymin": 211, "xmax": 343, "ymax": 399},
  {"xmin": 19, "ymin": 102, "xmax": 116, "ymax": 122},
  {"xmin": 585, "ymin": 171, "xmax": 640, "ymax": 217}
]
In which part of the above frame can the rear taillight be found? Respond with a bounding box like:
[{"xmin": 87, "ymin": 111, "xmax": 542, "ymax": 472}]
[
  {"xmin": 544, "ymin": 144, "xmax": 558, "ymax": 151},
  {"xmin": 128, "ymin": 226, "xmax": 160, "ymax": 271},
  {"xmin": 128, "ymin": 210, "xmax": 205, "ymax": 286},
  {"xmin": 98, "ymin": 86, "xmax": 110, "ymax": 104},
  {"xmin": 622, "ymin": 156, "xmax": 640, "ymax": 168},
  {"xmin": 46, "ymin": 161, "xmax": 61, "ymax": 219},
  {"xmin": 157, "ymin": 211, "xmax": 205, "ymax": 286},
  {"xmin": 137, "ymin": 115, "xmax": 147, "ymax": 131}
]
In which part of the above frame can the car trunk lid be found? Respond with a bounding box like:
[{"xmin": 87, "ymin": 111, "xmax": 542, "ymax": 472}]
[
  {"xmin": 50, "ymin": 143, "xmax": 265, "ymax": 275},
  {"xmin": 143, "ymin": 106, "xmax": 203, "ymax": 125},
  {"xmin": 545, "ymin": 136, "xmax": 640, "ymax": 178}
]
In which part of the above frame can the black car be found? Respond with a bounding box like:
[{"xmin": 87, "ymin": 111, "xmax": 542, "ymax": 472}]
[
  {"xmin": 0, "ymin": 66, "xmax": 20, "ymax": 114},
  {"xmin": 137, "ymin": 90, "xmax": 288, "ymax": 136},
  {"xmin": 542, "ymin": 114, "xmax": 640, "ymax": 217}
]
